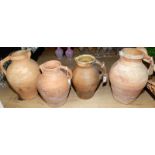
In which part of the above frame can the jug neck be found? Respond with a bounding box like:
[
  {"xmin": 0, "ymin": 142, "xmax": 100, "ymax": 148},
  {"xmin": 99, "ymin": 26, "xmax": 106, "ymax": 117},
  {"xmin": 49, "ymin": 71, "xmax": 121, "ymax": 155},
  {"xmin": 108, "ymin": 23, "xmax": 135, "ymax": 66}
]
[
  {"xmin": 40, "ymin": 60, "xmax": 61, "ymax": 75},
  {"xmin": 120, "ymin": 56, "xmax": 142, "ymax": 63},
  {"xmin": 11, "ymin": 50, "xmax": 31, "ymax": 61},
  {"xmin": 75, "ymin": 54, "xmax": 96, "ymax": 68},
  {"xmin": 77, "ymin": 62, "xmax": 94, "ymax": 68},
  {"xmin": 119, "ymin": 48, "xmax": 144, "ymax": 63}
]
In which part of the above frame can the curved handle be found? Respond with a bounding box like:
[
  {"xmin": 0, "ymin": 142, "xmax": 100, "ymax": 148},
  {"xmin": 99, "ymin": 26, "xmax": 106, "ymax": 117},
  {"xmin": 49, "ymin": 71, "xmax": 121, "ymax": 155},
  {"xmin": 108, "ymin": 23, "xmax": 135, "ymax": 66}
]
[
  {"xmin": 0, "ymin": 55, "xmax": 11, "ymax": 75},
  {"xmin": 95, "ymin": 59, "xmax": 107, "ymax": 84},
  {"xmin": 27, "ymin": 51, "xmax": 31, "ymax": 59},
  {"xmin": 39, "ymin": 64, "xmax": 43, "ymax": 73},
  {"xmin": 137, "ymin": 48, "xmax": 154, "ymax": 75},
  {"xmin": 147, "ymin": 57, "xmax": 154, "ymax": 75},
  {"xmin": 60, "ymin": 66, "xmax": 72, "ymax": 80},
  {"xmin": 143, "ymin": 56, "xmax": 154, "ymax": 76}
]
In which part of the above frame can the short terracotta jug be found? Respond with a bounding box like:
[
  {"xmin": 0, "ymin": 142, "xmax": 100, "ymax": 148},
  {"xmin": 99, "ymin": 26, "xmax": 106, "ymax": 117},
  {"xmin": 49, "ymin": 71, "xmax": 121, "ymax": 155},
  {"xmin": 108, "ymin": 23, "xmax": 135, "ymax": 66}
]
[
  {"xmin": 37, "ymin": 60, "xmax": 72, "ymax": 107},
  {"xmin": 0, "ymin": 50, "xmax": 40, "ymax": 100},
  {"xmin": 72, "ymin": 54, "xmax": 107, "ymax": 99},
  {"xmin": 109, "ymin": 48, "xmax": 154, "ymax": 104}
]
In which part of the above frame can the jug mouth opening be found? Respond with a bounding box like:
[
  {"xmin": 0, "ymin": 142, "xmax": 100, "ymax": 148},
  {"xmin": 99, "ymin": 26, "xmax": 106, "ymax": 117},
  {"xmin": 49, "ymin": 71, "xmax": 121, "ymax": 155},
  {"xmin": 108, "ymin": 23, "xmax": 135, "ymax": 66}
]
[
  {"xmin": 43, "ymin": 60, "xmax": 61, "ymax": 70},
  {"xmin": 119, "ymin": 48, "xmax": 144, "ymax": 59},
  {"xmin": 75, "ymin": 54, "xmax": 95, "ymax": 64}
]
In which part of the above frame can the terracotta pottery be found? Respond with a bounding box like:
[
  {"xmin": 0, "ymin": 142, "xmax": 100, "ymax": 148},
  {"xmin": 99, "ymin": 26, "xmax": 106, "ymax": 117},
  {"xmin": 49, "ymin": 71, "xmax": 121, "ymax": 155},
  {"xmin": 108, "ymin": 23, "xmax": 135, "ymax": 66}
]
[
  {"xmin": 109, "ymin": 48, "xmax": 154, "ymax": 104},
  {"xmin": 37, "ymin": 60, "xmax": 72, "ymax": 107},
  {"xmin": 0, "ymin": 50, "xmax": 40, "ymax": 100},
  {"xmin": 72, "ymin": 54, "xmax": 107, "ymax": 99}
]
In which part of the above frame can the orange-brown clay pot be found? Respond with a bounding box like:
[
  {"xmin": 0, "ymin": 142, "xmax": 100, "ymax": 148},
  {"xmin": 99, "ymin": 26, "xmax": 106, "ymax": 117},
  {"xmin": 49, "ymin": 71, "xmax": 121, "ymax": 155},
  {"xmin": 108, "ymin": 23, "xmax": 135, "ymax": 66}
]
[
  {"xmin": 0, "ymin": 50, "xmax": 40, "ymax": 100},
  {"xmin": 72, "ymin": 54, "xmax": 107, "ymax": 99},
  {"xmin": 37, "ymin": 60, "xmax": 72, "ymax": 107},
  {"xmin": 109, "ymin": 48, "xmax": 154, "ymax": 104}
]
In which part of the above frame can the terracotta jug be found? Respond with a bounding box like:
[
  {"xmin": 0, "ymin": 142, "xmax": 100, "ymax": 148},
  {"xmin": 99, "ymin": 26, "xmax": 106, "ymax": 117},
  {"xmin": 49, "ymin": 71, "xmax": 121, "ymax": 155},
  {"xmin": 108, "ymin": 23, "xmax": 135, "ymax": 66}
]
[
  {"xmin": 37, "ymin": 60, "xmax": 72, "ymax": 107},
  {"xmin": 72, "ymin": 54, "xmax": 107, "ymax": 99},
  {"xmin": 0, "ymin": 50, "xmax": 40, "ymax": 100},
  {"xmin": 109, "ymin": 48, "xmax": 154, "ymax": 104}
]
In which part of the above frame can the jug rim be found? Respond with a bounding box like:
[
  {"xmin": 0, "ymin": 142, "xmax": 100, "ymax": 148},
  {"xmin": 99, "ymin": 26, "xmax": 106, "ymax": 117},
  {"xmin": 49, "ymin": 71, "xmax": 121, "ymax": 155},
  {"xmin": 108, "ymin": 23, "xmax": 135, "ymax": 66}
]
[
  {"xmin": 75, "ymin": 54, "xmax": 96, "ymax": 64},
  {"xmin": 119, "ymin": 48, "xmax": 144, "ymax": 59},
  {"xmin": 40, "ymin": 60, "xmax": 61, "ymax": 71}
]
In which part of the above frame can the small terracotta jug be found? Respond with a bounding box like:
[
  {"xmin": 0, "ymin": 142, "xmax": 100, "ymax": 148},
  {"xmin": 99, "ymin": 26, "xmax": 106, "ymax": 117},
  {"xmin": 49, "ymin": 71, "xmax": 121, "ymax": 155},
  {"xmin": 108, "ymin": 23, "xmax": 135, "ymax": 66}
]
[
  {"xmin": 72, "ymin": 54, "xmax": 107, "ymax": 99},
  {"xmin": 37, "ymin": 60, "xmax": 72, "ymax": 107},
  {"xmin": 109, "ymin": 48, "xmax": 154, "ymax": 104},
  {"xmin": 0, "ymin": 50, "xmax": 40, "ymax": 100}
]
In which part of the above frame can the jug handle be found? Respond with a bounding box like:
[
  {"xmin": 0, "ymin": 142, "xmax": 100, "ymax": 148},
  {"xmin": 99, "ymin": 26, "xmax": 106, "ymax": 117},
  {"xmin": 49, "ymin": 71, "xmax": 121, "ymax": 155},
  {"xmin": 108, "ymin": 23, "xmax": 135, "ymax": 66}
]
[
  {"xmin": 143, "ymin": 56, "xmax": 154, "ymax": 75},
  {"xmin": 137, "ymin": 48, "xmax": 154, "ymax": 75},
  {"xmin": 39, "ymin": 64, "xmax": 44, "ymax": 73},
  {"xmin": 27, "ymin": 51, "xmax": 31, "ymax": 59},
  {"xmin": 95, "ymin": 60, "xmax": 107, "ymax": 84},
  {"xmin": 0, "ymin": 55, "xmax": 11, "ymax": 75},
  {"xmin": 60, "ymin": 66, "xmax": 72, "ymax": 80}
]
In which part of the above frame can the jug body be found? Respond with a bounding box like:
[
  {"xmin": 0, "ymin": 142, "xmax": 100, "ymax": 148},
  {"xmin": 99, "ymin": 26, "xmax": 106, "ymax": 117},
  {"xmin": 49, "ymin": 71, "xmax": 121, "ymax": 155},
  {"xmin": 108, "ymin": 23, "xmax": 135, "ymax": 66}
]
[
  {"xmin": 72, "ymin": 54, "xmax": 107, "ymax": 99},
  {"xmin": 109, "ymin": 48, "xmax": 151, "ymax": 104},
  {"xmin": 1, "ymin": 50, "xmax": 40, "ymax": 100},
  {"xmin": 37, "ymin": 60, "xmax": 72, "ymax": 107}
]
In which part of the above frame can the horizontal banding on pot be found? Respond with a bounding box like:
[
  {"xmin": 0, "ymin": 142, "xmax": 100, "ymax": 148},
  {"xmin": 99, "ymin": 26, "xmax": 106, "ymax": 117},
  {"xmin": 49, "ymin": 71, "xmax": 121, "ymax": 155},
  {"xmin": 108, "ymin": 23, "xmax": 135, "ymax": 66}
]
[{"xmin": 119, "ymin": 48, "xmax": 144, "ymax": 60}]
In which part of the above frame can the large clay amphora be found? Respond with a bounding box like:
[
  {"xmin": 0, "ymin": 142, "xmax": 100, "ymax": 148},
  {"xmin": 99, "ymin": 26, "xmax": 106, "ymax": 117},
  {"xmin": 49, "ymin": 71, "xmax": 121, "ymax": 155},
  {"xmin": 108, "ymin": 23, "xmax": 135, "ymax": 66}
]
[
  {"xmin": 109, "ymin": 48, "xmax": 154, "ymax": 104},
  {"xmin": 72, "ymin": 54, "xmax": 107, "ymax": 99},
  {"xmin": 37, "ymin": 60, "xmax": 72, "ymax": 107},
  {"xmin": 0, "ymin": 50, "xmax": 40, "ymax": 100}
]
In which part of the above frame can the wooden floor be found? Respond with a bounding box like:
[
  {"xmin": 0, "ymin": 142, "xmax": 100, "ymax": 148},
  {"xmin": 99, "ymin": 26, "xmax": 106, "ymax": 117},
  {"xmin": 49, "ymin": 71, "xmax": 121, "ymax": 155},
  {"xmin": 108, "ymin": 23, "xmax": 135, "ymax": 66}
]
[{"xmin": 0, "ymin": 48, "xmax": 155, "ymax": 108}]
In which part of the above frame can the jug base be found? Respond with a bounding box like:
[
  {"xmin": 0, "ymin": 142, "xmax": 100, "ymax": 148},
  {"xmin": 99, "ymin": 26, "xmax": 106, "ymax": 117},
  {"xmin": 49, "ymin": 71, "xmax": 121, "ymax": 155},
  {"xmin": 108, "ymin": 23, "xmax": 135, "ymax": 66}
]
[
  {"xmin": 113, "ymin": 94, "xmax": 135, "ymax": 104},
  {"xmin": 76, "ymin": 91, "xmax": 95, "ymax": 99}
]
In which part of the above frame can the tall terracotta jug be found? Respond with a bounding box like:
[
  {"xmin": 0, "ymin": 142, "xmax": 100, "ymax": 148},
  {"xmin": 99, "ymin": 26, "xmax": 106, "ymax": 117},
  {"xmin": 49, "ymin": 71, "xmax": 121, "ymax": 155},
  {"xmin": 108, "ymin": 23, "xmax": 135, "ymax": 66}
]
[
  {"xmin": 0, "ymin": 50, "xmax": 40, "ymax": 100},
  {"xmin": 109, "ymin": 48, "xmax": 154, "ymax": 104},
  {"xmin": 72, "ymin": 54, "xmax": 107, "ymax": 99},
  {"xmin": 37, "ymin": 60, "xmax": 72, "ymax": 107}
]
